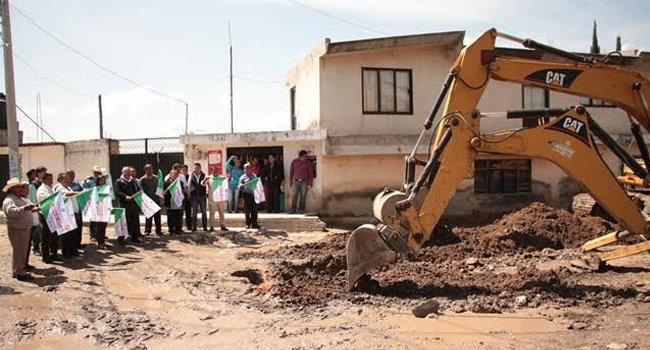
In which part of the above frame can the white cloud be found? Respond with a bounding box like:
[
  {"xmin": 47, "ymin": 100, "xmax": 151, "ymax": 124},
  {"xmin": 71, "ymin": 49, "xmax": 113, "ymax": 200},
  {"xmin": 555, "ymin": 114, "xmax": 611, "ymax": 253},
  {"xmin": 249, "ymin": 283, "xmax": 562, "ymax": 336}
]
[{"xmin": 19, "ymin": 87, "xmax": 188, "ymax": 142}]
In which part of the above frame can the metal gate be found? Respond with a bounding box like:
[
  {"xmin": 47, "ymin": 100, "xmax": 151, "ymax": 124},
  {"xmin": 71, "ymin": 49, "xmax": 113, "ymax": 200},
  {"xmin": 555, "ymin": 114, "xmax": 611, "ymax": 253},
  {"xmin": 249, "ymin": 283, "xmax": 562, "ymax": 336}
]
[{"xmin": 109, "ymin": 137, "xmax": 184, "ymax": 180}]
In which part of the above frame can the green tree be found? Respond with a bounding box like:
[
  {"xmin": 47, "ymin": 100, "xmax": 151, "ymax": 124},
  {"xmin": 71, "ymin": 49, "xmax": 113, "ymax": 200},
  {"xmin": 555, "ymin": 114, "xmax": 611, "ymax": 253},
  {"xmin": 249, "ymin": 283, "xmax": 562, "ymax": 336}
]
[{"xmin": 590, "ymin": 21, "xmax": 600, "ymax": 54}]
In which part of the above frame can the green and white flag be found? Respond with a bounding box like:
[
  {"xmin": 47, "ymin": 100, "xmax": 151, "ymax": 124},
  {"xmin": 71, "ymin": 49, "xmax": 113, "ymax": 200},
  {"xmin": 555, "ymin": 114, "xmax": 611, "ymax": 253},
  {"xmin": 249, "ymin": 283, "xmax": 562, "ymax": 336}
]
[
  {"xmin": 40, "ymin": 191, "xmax": 77, "ymax": 235},
  {"xmin": 211, "ymin": 176, "xmax": 229, "ymax": 202},
  {"xmin": 97, "ymin": 190, "xmax": 113, "ymax": 223},
  {"xmin": 76, "ymin": 187, "xmax": 100, "ymax": 222},
  {"xmin": 112, "ymin": 208, "xmax": 128, "ymax": 237},
  {"xmin": 132, "ymin": 190, "xmax": 161, "ymax": 219},
  {"xmin": 167, "ymin": 178, "xmax": 184, "ymax": 207},
  {"xmin": 105, "ymin": 173, "xmax": 116, "ymax": 200},
  {"xmin": 155, "ymin": 169, "xmax": 164, "ymax": 198},
  {"xmin": 245, "ymin": 177, "xmax": 265, "ymax": 204}
]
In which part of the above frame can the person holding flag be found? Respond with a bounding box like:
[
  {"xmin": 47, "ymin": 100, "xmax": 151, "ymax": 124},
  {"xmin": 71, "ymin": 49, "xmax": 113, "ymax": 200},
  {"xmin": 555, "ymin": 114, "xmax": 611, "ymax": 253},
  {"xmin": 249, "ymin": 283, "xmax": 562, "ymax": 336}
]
[
  {"xmin": 114, "ymin": 167, "xmax": 142, "ymax": 245},
  {"xmin": 53, "ymin": 172, "xmax": 79, "ymax": 258},
  {"xmin": 36, "ymin": 173, "xmax": 60, "ymax": 263},
  {"xmin": 2, "ymin": 178, "xmax": 40, "ymax": 281},
  {"xmin": 164, "ymin": 169, "xmax": 185, "ymax": 235},
  {"xmin": 139, "ymin": 164, "xmax": 163, "ymax": 236},
  {"xmin": 203, "ymin": 169, "xmax": 228, "ymax": 232},
  {"xmin": 90, "ymin": 176, "xmax": 112, "ymax": 249},
  {"xmin": 238, "ymin": 163, "xmax": 263, "ymax": 229},
  {"xmin": 189, "ymin": 163, "xmax": 208, "ymax": 232}
]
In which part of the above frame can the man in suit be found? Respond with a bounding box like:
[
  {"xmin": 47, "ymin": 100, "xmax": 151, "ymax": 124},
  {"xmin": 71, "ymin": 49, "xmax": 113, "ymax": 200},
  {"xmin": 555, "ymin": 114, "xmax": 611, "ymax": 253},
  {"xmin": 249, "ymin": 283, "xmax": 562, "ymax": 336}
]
[
  {"xmin": 189, "ymin": 163, "xmax": 208, "ymax": 231},
  {"xmin": 261, "ymin": 154, "xmax": 284, "ymax": 213},
  {"xmin": 114, "ymin": 166, "xmax": 141, "ymax": 245}
]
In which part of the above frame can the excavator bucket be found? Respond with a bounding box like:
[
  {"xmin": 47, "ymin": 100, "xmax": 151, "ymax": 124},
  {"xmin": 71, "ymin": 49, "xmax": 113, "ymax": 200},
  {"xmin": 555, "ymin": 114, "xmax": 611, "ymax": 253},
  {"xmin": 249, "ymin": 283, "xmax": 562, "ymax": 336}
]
[{"xmin": 346, "ymin": 224, "xmax": 397, "ymax": 291}]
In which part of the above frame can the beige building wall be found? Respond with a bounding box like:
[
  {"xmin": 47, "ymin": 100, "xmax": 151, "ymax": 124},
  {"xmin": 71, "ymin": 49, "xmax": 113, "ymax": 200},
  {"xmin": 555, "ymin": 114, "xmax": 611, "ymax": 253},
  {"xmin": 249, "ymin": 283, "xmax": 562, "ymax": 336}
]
[
  {"xmin": 64, "ymin": 139, "xmax": 117, "ymax": 178},
  {"xmin": 285, "ymin": 40, "xmax": 328, "ymax": 130},
  {"xmin": 0, "ymin": 144, "xmax": 66, "ymax": 176},
  {"xmin": 320, "ymin": 155, "xmax": 406, "ymax": 216},
  {"xmin": 319, "ymin": 45, "xmax": 459, "ymax": 135}
]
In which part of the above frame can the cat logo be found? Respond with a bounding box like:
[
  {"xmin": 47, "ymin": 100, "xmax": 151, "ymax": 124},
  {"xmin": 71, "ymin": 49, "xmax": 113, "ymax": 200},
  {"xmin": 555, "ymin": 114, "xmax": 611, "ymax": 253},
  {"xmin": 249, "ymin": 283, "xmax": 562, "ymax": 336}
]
[
  {"xmin": 562, "ymin": 117, "xmax": 584, "ymax": 133},
  {"xmin": 545, "ymin": 71, "xmax": 567, "ymax": 86},
  {"xmin": 525, "ymin": 69, "xmax": 583, "ymax": 88},
  {"xmin": 548, "ymin": 115, "xmax": 590, "ymax": 145}
]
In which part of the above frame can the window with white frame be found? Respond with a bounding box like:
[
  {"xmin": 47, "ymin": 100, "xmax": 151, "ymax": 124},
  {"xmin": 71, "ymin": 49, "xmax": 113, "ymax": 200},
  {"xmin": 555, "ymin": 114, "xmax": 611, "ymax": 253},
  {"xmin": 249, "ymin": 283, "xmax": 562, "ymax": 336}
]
[{"xmin": 362, "ymin": 68, "xmax": 412, "ymax": 114}]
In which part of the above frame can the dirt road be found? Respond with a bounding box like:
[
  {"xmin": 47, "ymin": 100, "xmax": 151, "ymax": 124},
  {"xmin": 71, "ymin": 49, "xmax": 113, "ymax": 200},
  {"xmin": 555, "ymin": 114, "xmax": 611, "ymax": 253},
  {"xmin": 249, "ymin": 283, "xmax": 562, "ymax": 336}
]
[{"xmin": 1, "ymin": 205, "xmax": 649, "ymax": 349}]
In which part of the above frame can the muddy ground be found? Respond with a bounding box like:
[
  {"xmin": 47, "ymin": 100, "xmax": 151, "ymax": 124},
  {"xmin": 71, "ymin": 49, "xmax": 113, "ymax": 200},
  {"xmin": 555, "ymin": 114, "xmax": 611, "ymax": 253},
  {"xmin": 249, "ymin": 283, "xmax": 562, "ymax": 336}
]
[{"xmin": 1, "ymin": 202, "xmax": 650, "ymax": 349}]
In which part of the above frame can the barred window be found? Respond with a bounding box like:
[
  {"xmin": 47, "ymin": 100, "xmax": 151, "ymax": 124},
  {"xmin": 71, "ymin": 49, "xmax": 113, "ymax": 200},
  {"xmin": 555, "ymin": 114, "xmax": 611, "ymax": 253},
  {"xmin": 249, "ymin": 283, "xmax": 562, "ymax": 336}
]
[
  {"xmin": 362, "ymin": 68, "xmax": 412, "ymax": 114},
  {"xmin": 579, "ymin": 96, "xmax": 614, "ymax": 107},
  {"xmin": 474, "ymin": 159, "xmax": 531, "ymax": 194}
]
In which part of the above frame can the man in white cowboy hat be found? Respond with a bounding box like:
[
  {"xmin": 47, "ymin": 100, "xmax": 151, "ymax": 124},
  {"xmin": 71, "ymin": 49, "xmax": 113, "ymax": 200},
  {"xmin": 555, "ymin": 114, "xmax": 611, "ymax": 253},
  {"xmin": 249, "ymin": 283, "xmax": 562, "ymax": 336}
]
[
  {"xmin": 2, "ymin": 178, "xmax": 39, "ymax": 281},
  {"xmin": 82, "ymin": 165, "xmax": 106, "ymax": 189}
]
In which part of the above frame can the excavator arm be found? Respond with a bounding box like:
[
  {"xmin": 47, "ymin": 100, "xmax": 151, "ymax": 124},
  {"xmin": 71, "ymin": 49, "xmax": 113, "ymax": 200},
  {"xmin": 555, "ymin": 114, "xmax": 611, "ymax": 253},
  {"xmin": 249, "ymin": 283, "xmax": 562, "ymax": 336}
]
[{"xmin": 346, "ymin": 28, "xmax": 650, "ymax": 290}]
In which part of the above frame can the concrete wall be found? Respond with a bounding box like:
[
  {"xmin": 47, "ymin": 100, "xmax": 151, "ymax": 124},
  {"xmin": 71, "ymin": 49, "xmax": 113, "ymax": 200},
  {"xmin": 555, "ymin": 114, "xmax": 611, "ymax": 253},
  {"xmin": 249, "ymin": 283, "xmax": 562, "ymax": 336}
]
[
  {"xmin": 286, "ymin": 40, "xmax": 328, "ymax": 130},
  {"xmin": 64, "ymin": 139, "xmax": 117, "ymax": 178},
  {"xmin": 319, "ymin": 44, "xmax": 459, "ymax": 135},
  {"xmin": 0, "ymin": 143, "xmax": 66, "ymax": 176},
  {"xmin": 319, "ymin": 154, "xmax": 406, "ymax": 216},
  {"xmin": 0, "ymin": 139, "xmax": 117, "ymax": 180}
]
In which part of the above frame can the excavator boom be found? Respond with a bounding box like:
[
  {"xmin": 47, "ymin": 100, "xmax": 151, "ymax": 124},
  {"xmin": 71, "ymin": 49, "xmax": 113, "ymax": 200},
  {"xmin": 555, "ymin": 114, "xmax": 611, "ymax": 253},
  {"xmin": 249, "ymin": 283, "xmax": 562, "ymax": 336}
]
[{"xmin": 346, "ymin": 28, "xmax": 650, "ymax": 291}]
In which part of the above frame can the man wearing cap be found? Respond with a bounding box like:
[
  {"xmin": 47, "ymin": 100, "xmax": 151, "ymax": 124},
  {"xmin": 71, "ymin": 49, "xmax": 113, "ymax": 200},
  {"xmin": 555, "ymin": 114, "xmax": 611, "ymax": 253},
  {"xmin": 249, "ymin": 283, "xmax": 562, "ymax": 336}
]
[
  {"xmin": 2, "ymin": 178, "xmax": 39, "ymax": 281},
  {"xmin": 289, "ymin": 150, "xmax": 313, "ymax": 214}
]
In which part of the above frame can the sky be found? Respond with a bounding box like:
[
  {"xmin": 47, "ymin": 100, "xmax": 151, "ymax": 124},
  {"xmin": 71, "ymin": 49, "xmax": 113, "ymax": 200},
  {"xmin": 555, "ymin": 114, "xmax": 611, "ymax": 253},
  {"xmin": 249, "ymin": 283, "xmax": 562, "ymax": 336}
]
[{"xmin": 2, "ymin": 0, "xmax": 649, "ymax": 143}]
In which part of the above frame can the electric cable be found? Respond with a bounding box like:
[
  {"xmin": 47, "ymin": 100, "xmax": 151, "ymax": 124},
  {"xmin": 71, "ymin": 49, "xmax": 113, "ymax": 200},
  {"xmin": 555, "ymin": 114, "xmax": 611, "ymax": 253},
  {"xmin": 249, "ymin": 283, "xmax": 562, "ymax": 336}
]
[
  {"xmin": 283, "ymin": 0, "xmax": 389, "ymax": 36},
  {"xmin": 15, "ymin": 104, "xmax": 56, "ymax": 142},
  {"xmin": 10, "ymin": 3, "xmax": 186, "ymax": 105}
]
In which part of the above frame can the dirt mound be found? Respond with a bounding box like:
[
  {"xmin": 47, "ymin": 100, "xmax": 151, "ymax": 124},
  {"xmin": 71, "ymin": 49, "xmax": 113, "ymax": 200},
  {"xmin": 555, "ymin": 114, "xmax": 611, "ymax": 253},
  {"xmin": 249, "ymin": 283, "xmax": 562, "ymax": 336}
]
[
  {"xmin": 421, "ymin": 202, "xmax": 618, "ymax": 263},
  {"xmin": 241, "ymin": 202, "xmax": 636, "ymax": 312}
]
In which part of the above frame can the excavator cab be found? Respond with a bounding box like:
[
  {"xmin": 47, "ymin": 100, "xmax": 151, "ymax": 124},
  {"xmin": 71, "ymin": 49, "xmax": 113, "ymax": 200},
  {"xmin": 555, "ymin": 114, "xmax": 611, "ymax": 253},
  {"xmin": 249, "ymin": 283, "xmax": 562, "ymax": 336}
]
[{"xmin": 346, "ymin": 28, "xmax": 650, "ymax": 291}]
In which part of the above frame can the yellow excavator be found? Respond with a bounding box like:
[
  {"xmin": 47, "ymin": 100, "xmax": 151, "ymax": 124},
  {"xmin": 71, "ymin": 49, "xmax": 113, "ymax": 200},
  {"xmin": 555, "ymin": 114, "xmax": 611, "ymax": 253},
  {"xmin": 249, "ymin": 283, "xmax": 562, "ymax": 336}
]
[{"xmin": 346, "ymin": 28, "xmax": 650, "ymax": 291}]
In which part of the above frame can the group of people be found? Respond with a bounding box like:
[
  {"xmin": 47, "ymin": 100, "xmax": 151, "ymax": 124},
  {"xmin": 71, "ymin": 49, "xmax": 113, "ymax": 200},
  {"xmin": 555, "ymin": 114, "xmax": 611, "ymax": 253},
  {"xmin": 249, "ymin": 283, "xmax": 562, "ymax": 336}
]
[
  {"xmin": 2, "ymin": 150, "xmax": 315, "ymax": 281},
  {"xmin": 2, "ymin": 165, "xmax": 110, "ymax": 281},
  {"xmin": 225, "ymin": 150, "xmax": 314, "ymax": 215}
]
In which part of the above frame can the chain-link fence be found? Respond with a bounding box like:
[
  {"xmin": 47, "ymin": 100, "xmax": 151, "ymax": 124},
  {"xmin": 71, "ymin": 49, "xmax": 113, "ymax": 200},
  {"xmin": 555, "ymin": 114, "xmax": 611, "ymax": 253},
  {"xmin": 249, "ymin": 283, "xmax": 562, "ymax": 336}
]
[{"xmin": 117, "ymin": 137, "xmax": 183, "ymax": 154}]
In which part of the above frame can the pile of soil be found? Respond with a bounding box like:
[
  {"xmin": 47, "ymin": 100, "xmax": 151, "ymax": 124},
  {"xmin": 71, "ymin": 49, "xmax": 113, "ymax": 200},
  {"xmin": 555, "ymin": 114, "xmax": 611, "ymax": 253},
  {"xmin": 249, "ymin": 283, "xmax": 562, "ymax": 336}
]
[
  {"xmin": 241, "ymin": 202, "xmax": 640, "ymax": 313},
  {"xmin": 421, "ymin": 201, "xmax": 619, "ymax": 263}
]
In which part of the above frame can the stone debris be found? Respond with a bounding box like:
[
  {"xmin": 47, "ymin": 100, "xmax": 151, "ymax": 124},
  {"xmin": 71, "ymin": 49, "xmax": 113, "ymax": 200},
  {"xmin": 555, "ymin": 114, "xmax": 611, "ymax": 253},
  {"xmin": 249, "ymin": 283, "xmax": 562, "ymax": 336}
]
[{"xmin": 412, "ymin": 299, "xmax": 440, "ymax": 318}]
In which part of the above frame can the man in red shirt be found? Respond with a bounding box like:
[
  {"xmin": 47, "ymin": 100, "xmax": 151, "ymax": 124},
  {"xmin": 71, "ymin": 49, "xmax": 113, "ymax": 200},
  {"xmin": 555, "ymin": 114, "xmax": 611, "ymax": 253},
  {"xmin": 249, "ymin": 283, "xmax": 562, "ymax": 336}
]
[{"xmin": 289, "ymin": 150, "xmax": 313, "ymax": 214}]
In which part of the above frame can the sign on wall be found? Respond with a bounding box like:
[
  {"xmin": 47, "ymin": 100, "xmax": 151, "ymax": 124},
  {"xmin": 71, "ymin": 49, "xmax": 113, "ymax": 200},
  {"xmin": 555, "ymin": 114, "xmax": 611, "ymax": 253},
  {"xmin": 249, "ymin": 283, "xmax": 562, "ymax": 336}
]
[{"xmin": 207, "ymin": 150, "xmax": 223, "ymax": 175}]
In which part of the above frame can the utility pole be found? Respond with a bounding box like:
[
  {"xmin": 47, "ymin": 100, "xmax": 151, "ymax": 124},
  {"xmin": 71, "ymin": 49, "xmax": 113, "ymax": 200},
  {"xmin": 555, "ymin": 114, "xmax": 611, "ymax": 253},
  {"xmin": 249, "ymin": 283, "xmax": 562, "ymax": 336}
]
[
  {"xmin": 229, "ymin": 21, "xmax": 234, "ymax": 133},
  {"xmin": 184, "ymin": 102, "xmax": 188, "ymax": 134},
  {"xmin": 98, "ymin": 94, "xmax": 104, "ymax": 139},
  {"xmin": 1, "ymin": 0, "xmax": 21, "ymax": 178}
]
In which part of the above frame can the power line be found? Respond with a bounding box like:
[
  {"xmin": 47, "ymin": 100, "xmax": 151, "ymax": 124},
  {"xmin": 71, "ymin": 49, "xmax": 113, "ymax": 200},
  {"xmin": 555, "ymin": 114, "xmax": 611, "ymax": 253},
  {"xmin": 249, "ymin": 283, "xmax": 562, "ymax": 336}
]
[
  {"xmin": 10, "ymin": 3, "xmax": 186, "ymax": 105},
  {"xmin": 13, "ymin": 51, "xmax": 94, "ymax": 99},
  {"xmin": 182, "ymin": 74, "xmax": 230, "ymax": 98},
  {"xmin": 284, "ymin": 0, "xmax": 389, "ymax": 36},
  {"xmin": 16, "ymin": 104, "xmax": 56, "ymax": 142}
]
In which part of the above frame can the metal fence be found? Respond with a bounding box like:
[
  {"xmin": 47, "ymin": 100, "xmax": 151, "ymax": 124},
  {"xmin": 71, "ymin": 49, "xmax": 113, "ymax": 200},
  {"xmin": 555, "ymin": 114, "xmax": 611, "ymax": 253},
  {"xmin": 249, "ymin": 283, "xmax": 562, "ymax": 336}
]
[{"xmin": 117, "ymin": 137, "xmax": 183, "ymax": 155}]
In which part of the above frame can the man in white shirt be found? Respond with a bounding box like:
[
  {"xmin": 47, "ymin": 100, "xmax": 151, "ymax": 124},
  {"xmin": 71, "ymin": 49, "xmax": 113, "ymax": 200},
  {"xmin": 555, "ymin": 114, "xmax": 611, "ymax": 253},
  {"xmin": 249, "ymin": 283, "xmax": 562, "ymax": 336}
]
[
  {"xmin": 36, "ymin": 173, "xmax": 60, "ymax": 263},
  {"xmin": 53, "ymin": 172, "xmax": 78, "ymax": 258}
]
